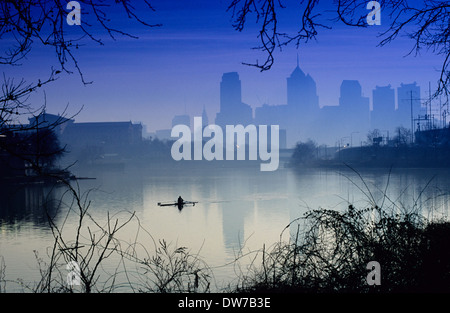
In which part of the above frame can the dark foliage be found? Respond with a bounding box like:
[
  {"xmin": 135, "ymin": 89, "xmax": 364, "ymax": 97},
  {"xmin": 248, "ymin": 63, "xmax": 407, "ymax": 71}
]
[
  {"xmin": 0, "ymin": 127, "xmax": 64, "ymax": 177},
  {"xmin": 236, "ymin": 203, "xmax": 450, "ymax": 293},
  {"xmin": 291, "ymin": 140, "xmax": 318, "ymax": 166}
]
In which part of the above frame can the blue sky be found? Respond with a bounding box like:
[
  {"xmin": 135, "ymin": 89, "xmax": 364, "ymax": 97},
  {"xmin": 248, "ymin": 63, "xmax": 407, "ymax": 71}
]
[{"xmin": 6, "ymin": 0, "xmax": 444, "ymax": 133}]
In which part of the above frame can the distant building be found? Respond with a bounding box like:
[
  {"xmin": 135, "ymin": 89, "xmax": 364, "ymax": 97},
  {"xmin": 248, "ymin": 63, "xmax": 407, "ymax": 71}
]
[
  {"xmin": 397, "ymin": 82, "xmax": 422, "ymax": 130},
  {"xmin": 154, "ymin": 129, "xmax": 172, "ymax": 141},
  {"xmin": 172, "ymin": 114, "xmax": 190, "ymax": 128},
  {"xmin": 286, "ymin": 60, "xmax": 320, "ymax": 143},
  {"xmin": 254, "ymin": 60, "xmax": 319, "ymax": 146},
  {"xmin": 339, "ymin": 80, "xmax": 370, "ymax": 135},
  {"xmin": 313, "ymin": 80, "xmax": 369, "ymax": 146},
  {"xmin": 28, "ymin": 111, "xmax": 74, "ymax": 136},
  {"xmin": 286, "ymin": 60, "xmax": 319, "ymax": 114},
  {"xmin": 339, "ymin": 80, "xmax": 370, "ymax": 113},
  {"xmin": 255, "ymin": 103, "xmax": 288, "ymax": 127},
  {"xmin": 372, "ymin": 85, "xmax": 396, "ymax": 132},
  {"xmin": 215, "ymin": 65, "xmax": 424, "ymax": 148},
  {"xmin": 62, "ymin": 121, "xmax": 142, "ymax": 148},
  {"xmin": 25, "ymin": 112, "xmax": 143, "ymax": 150},
  {"xmin": 1, "ymin": 112, "xmax": 72, "ymax": 177},
  {"xmin": 215, "ymin": 72, "xmax": 253, "ymax": 127}
]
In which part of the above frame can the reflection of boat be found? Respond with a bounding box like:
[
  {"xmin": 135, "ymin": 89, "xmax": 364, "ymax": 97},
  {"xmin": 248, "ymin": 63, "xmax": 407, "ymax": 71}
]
[{"xmin": 157, "ymin": 201, "xmax": 198, "ymax": 207}]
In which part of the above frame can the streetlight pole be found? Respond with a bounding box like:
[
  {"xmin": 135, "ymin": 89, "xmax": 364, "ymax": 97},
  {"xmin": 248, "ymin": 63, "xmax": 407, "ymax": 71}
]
[
  {"xmin": 350, "ymin": 132, "xmax": 359, "ymax": 147},
  {"xmin": 339, "ymin": 136, "xmax": 350, "ymax": 161}
]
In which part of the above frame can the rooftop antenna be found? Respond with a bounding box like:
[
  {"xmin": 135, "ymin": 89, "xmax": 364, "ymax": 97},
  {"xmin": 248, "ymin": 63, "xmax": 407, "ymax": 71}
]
[{"xmin": 296, "ymin": 53, "xmax": 299, "ymax": 68}]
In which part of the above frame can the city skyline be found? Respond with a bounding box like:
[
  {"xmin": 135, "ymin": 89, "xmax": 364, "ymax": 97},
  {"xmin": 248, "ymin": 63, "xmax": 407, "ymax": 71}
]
[
  {"xmin": 152, "ymin": 63, "xmax": 432, "ymax": 147},
  {"xmin": 6, "ymin": 1, "xmax": 445, "ymax": 142}
]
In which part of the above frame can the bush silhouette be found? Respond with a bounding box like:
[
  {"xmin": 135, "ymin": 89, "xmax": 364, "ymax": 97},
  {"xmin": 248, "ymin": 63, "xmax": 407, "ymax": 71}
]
[{"xmin": 235, "ymin": 204, "xmax": 450, "ymax": 293}]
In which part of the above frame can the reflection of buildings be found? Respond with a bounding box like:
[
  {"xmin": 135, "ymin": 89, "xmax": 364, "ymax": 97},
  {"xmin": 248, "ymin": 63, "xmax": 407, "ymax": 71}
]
[{"xmin": 0, "ymin": 183, "xmax": 60, "ymax": 226}]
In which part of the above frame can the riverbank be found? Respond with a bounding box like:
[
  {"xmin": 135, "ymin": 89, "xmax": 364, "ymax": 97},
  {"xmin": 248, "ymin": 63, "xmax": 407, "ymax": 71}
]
[
  {"xmin": 1, "ymin": 202, "xmax": 450, "ymax": 293},
  {"xmin": 290, "ymin": 145, "xmax": 450, "ymax": 169}
]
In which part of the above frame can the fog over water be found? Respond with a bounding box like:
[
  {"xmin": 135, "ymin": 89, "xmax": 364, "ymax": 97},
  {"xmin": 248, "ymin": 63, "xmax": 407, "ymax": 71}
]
[{"xmin": 1, "ymin": 162, "xmax": 449, "ymax": 291}]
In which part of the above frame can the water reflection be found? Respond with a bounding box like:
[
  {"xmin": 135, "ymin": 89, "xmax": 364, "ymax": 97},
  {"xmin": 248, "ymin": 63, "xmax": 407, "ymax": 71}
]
[
  {"xmin": 4, "ymin": 164, "xmax": 446, "ymax": 251},
  {"xmin": 0, "ymin": 182, "xmax": 61, "ymax": 227},
  {"xmin": 1, "ymin": 163, "xmax": 450, "ymax": 289}
]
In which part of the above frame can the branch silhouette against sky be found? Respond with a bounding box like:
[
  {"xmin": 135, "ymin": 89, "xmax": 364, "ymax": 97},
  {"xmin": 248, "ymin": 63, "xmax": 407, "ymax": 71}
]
[{"xmin": 227, "ymin": 0, "xmax": 449, "ymax": 100}]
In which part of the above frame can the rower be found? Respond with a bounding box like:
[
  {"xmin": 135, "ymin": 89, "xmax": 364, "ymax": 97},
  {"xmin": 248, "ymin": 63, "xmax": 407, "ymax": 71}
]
[{"xmin": 177, "ymin": 196, "xmax": 184, "ymax": 206}]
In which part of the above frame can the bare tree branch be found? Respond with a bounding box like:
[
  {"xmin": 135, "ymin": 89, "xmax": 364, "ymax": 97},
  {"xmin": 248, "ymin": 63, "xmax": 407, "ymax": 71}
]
[{"xmin": 227, "ymin": 0, "xmax": 450, "ymax": 102}]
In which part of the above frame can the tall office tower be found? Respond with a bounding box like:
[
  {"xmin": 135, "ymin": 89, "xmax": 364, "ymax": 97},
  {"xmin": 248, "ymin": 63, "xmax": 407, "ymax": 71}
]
[
  {"xmin": 215, "ymin": 72, "xmax": 253, "ymax": 127},
  {"xmin": 339, "ymin": 80, "xmax": 370, "ymax": 112},
  {"xmin": 286, "ymin": 60, "xmax": 319, "ymax": 114},
  {"xmin": 397, "ymin": 82, "xmax": 421, "ymax": 130},
  {"xmin": 285, "ymin": 60, "xmax": 320, "ymax": 142},
  {"xmin": 372, "ymin": 85, "xmax": 396, "ymax": 131},
  {"xmin": 337, "ymin": 80, "xmax": 370, "ymax": 140}
]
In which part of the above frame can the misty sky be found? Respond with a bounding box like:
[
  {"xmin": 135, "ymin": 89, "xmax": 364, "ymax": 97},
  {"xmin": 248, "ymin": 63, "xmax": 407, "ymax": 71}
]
[{"xmin": 5, "ymin": 0, "xmax": 444, "ymax": 134}]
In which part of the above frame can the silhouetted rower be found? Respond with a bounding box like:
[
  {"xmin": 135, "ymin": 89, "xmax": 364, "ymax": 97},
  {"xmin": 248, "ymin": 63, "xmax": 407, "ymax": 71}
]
[{"xmin": 177, "ymin": 196, "xmax": 184, "ymax": 206}]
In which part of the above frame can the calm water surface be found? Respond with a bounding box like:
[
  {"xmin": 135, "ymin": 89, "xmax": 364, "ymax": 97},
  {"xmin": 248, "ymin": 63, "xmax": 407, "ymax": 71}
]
[{"xmin": 1, "ymin": 162, "xmax": 449, "ymax": 291}]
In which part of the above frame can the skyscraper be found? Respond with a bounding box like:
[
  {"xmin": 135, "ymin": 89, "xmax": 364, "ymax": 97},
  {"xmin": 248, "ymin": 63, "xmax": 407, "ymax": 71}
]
[
  {"xmin": 335, "ymin": 80, "xmax": 370, "ymax": 141},
  {"xmin": 397, "ymin": 82, "xmax": 421, "ymax": 130},
  {"xmin": 372, "ymin": 85, "xmax": 396, "ymax": 131},
  {"xmin": 285, "ymin": 60, "xmax": 320, "ymax": 143},
  {"xmin": 286, "ymin": 60, "xmax": 319, "ymax": 114},
  {"xmin": 339, "ymin": 80, "xmax": 369, "ymax": 109},
  {"xmin": 215, "ymin": 72, "xmax": 253, "ymax": 127}
]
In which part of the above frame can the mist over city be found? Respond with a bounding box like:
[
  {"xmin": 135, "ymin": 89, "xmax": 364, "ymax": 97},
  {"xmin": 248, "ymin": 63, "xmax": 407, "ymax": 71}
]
[{"xmin": 1, "ymin": 0, "xmax": 450, "ymax": 304}]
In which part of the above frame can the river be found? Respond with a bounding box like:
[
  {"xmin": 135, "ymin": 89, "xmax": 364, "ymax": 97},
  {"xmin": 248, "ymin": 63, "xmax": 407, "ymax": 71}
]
[{"xmin": 1, "ymin": 161, "xmax": 449, "ymax": 292}]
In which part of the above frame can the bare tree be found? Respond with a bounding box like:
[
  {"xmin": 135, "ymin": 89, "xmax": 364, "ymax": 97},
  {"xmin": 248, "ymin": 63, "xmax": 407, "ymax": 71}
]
[
  {"xmin": 0, "ymin": 1, "xmax": 161, "ymax": 173},
  {"xmin": 366, "ymin": 128, "xmax": 382, "ymax": 145},
  {"xmin": 227, "ymin": 0, "xmax": 449, "ymax": 101},
  {"xmin": 0, "ymin": 1, "xmax": 161, "ymax": 81},
  {"xmin": 393, "ymin": 125, "xmax": 411, "ymax": 146}
]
